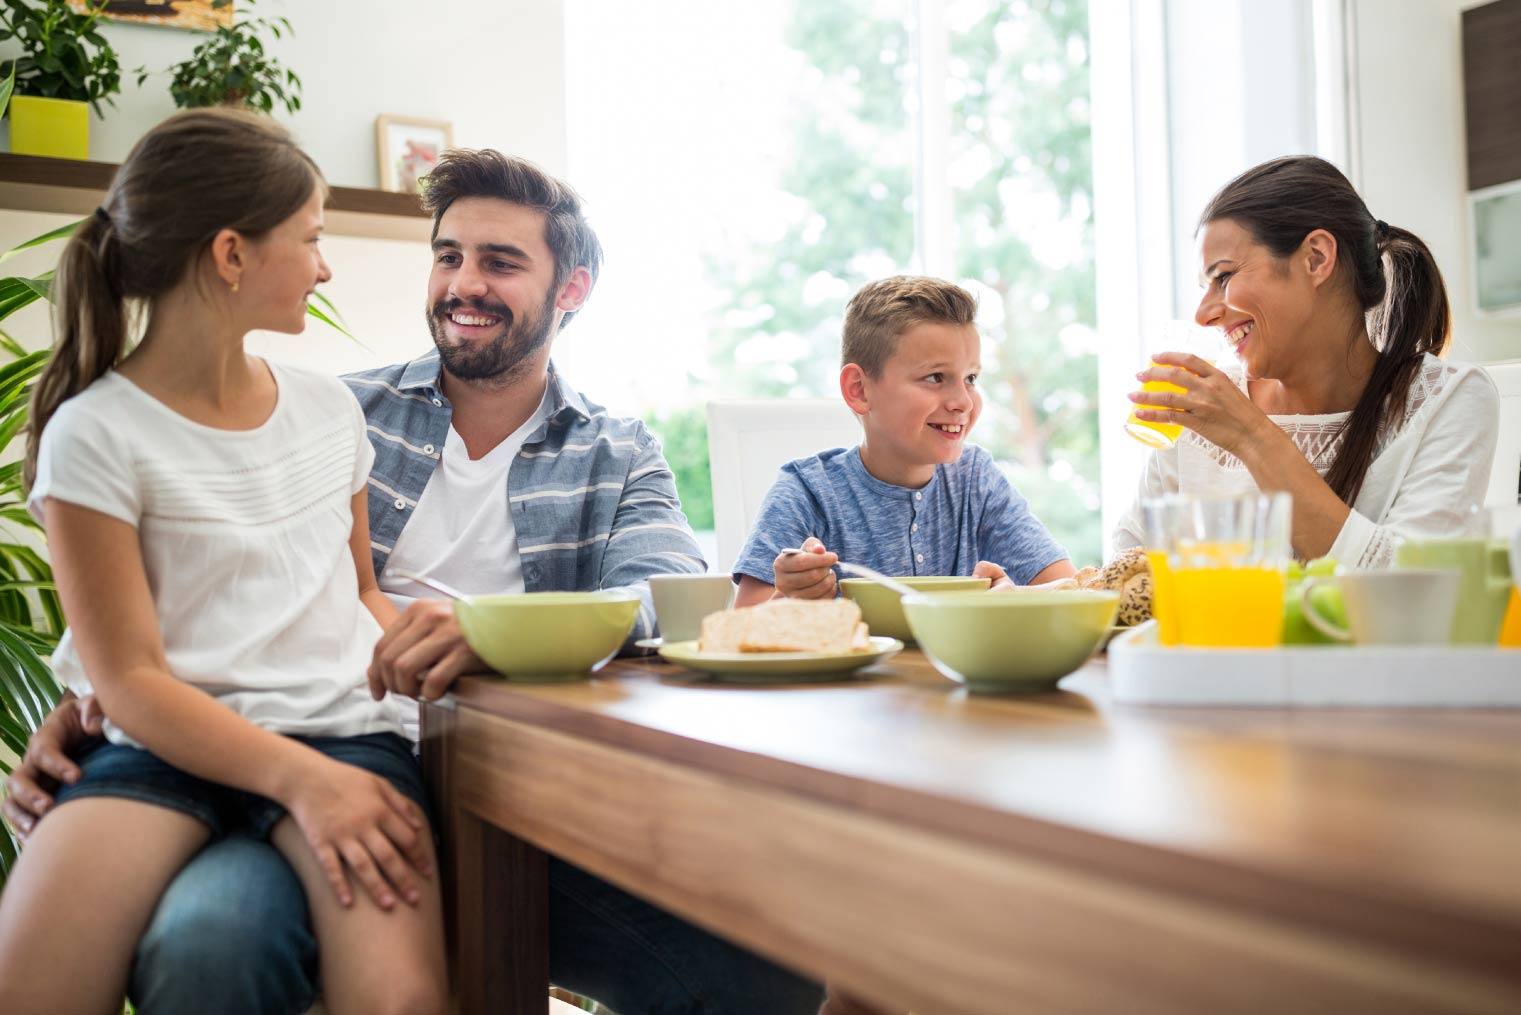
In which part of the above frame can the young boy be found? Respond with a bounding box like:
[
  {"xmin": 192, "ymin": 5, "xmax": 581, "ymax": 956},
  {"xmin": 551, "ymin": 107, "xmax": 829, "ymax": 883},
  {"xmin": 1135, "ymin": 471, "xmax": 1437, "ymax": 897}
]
[{"xmin": 733, "ymin": 275, "xmax": 1075, "ymax": 606}]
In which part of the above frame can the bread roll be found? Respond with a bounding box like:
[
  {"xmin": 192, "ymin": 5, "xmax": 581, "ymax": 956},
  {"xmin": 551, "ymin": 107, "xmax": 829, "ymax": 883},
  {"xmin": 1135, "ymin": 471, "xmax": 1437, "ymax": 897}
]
[{"xmin": 1074, "ymin": 547, "xmax": 1152, "ymax": 625}]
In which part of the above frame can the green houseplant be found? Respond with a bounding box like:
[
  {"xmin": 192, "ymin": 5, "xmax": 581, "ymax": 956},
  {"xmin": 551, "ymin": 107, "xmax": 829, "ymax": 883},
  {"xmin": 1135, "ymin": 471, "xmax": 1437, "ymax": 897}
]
[
  {"xmin": 138, "ymin": 0, "xmax": 301, "ymax": 115},
  {"xmin": 0, "ymin": 0, "xmax": 121, "ymax": 159},
  {"xmin": 0, "ymin": 67, "xmax": 67, "ymax": 885}
]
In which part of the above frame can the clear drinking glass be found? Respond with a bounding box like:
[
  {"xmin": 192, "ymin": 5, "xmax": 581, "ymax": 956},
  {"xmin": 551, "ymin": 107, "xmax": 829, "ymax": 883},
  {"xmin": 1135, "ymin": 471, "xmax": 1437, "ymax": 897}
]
[
  {"xmin": 1139, "ymin": 496, "xmax": 1185, "ymax": 646},
  {"xmin": 1124, "ymin": 321, "xmax": 1227, "ymax": 450},
  {"xmin": 1145, "ymin": 492, "xmax": 1292, "ymax": 648}
]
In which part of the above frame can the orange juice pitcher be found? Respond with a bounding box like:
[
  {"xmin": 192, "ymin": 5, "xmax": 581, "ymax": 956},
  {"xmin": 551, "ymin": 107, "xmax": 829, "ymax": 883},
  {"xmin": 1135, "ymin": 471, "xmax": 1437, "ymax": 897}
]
[{"xmin": 1142, "ymin": 493, "xmax": 1292, "ymax": 649}]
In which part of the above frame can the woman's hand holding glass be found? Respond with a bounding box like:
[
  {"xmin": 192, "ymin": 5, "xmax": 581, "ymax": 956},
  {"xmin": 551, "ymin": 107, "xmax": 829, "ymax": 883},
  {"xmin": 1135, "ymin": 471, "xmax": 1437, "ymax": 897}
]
[
  {"xmin": 1128, "ymin": 352, "xmax": 1278, "ymax": 460},
  {"xmin": 282, "ymin": 756, "xmax": 432, "ymax": 911}
]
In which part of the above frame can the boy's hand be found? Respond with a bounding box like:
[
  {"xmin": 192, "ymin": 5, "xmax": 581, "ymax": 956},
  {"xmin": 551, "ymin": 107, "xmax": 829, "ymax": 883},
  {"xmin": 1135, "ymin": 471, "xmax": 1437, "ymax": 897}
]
[
  {"xmin": 974, "ymin": 560, "xmax": 1013, "ymax": 591},
  {"xmin": 773, "ymin": 537, "xmax": 838, "ymax": 599}
]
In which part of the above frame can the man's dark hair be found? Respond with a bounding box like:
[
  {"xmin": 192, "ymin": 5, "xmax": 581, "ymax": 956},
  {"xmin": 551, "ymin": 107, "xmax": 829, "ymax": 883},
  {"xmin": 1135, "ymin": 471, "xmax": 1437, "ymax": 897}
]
[{"xmin": 422, "ymin": 150, "xmax": 603, "ymax": 328}]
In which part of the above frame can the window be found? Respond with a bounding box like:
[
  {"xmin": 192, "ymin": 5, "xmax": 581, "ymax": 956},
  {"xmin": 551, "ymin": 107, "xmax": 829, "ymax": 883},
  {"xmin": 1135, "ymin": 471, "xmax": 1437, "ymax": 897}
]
[{"xmin": 564, "ymin": 0, "xmax": 1098, "ymax": 563}]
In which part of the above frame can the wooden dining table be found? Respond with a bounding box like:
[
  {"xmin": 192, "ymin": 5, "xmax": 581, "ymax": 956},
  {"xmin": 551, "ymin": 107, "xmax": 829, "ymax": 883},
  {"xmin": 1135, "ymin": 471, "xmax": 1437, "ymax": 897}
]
[{"xmin": 420, "ymin": 648, "xmax": 1521, "ymax": 1014}]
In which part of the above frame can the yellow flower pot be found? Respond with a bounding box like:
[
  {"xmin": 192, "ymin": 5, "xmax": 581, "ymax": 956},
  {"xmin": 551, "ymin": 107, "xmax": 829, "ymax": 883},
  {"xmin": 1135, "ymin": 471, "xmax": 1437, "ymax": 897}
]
[{"xmin": 9, "ymin": 95, "xmax": 90, "ymax": 160}]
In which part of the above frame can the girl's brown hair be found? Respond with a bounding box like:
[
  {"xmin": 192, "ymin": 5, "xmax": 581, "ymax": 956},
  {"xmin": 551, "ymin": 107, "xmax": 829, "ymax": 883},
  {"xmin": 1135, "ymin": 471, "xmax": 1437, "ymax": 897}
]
[
  {"xmin": 24, "ymin": 108, "xmax": 324, "ymax": 488},
  {"xmin": 1199, "ymin": 156, "xmax": 1450, "ymax": 506}
]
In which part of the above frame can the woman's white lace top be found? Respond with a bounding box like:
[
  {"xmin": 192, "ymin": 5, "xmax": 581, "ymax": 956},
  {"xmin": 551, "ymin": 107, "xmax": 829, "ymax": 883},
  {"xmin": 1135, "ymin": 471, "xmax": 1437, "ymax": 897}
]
[{"xmin": 1113, "ymin": 355, "xmax": 1501, "ymax": 567}]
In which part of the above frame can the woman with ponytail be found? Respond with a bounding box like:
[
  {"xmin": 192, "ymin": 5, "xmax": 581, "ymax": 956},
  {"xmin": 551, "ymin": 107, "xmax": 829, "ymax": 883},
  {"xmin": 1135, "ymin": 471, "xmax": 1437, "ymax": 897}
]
[
  {"xmin": 0, "ymin": 109, "xmax": 446, "ymax": 1014},
  {"xmin": 1114, "ymin": 156, "xmax": 1500, "ymax": 566}
]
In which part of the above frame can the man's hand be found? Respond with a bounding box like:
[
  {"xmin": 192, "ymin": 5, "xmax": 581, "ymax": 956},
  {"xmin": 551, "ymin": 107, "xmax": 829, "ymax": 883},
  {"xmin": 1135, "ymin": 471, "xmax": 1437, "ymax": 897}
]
[
  {"xmin": 973, "ymin": 560, "xmax": 1013, "ymax": 591},
  {"xmin": 367, "ymin": 600, "xmax": 487, "ymax": 703},
  {"xmin": 2, "ymin": 694, "xmax": 104, "ymax": 841},
  {"xmin": 282, "ymin": 756, "xmax": 432, "ymax": 910},
  {"xmin": 773, "ymin": 536, "xmax": 839, "ymax": 599}
]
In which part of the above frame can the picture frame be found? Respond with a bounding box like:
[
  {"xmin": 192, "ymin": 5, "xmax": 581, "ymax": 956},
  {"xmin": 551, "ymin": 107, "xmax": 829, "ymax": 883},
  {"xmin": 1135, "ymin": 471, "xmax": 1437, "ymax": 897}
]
[
  {"xmin": 72, "ymin": 1, "xmax": 234, "ymax": 31},
  {"xmin": 375, "ymin": 114, "xmax": 455, "ymax": 196},
  {"xmin": 1469, "ymin": 178, "xmax": 1521, "ymax": 318}
]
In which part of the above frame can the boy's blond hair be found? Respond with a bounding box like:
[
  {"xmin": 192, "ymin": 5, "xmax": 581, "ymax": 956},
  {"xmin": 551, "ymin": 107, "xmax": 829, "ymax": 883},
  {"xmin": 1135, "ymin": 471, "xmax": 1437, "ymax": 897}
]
[{"xmin": 842, "ymin": 276, "xmax": 978, "ymax": 377}]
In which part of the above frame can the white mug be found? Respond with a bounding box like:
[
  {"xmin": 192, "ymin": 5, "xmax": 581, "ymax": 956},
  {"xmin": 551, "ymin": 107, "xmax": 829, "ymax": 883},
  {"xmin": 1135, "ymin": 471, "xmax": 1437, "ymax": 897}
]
[
  {"xmin": 648, "ymin": 573, "xmax": 735, "ymax": 643},
  {"xmin": 1300, "ymin": 569, "xmax": 1461, "ymax": 646}
]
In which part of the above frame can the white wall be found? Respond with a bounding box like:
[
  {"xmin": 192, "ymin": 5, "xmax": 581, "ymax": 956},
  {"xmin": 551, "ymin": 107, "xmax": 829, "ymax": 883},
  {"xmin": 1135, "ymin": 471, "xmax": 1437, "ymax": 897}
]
[
  {"xmin": 0, "ymin": 0, "xmax": 568, "ymax": 374},
  {"xmin": 1351, "ymin": 0, "xmax": 1521, "ymax": 365},
  {"xmin": 1, "ymin": 0, "xmax": 567, "ymax": 187}
]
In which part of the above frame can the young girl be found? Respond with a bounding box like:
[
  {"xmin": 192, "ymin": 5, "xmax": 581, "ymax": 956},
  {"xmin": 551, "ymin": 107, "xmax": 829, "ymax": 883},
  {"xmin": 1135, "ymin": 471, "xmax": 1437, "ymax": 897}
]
[{"xmin": 0, "ymin": 110, "xmax": 447, "ymax": 1014}]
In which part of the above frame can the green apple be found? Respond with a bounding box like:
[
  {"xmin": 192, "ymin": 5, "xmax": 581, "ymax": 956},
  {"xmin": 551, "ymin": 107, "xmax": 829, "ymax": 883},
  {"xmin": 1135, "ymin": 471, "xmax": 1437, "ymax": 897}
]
[{"xmin": 1281, "ymin": 577, "xmax": 1348, "ymax": 646}]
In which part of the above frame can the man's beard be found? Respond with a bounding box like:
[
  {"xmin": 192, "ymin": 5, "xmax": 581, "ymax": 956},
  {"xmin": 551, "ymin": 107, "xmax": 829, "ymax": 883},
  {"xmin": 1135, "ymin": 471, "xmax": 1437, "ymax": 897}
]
[{"xmin": 426, "ymin": 289, "xmax": 557, "ymax": 383}]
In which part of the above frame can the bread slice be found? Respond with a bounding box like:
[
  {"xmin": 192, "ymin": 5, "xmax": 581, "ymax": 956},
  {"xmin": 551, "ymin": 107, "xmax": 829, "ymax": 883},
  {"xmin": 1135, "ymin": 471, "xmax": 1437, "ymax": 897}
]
[{"xmin": 699, "ymin": 599, "xmax": 870, "ymax": 654}]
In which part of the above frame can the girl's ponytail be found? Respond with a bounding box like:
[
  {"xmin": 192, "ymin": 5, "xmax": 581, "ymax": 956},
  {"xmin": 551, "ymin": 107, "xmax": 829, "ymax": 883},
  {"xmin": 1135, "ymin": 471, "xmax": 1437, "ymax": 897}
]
[{"xmin": 24, "ymin": 210, "xmax": 131, "ymax": 490}]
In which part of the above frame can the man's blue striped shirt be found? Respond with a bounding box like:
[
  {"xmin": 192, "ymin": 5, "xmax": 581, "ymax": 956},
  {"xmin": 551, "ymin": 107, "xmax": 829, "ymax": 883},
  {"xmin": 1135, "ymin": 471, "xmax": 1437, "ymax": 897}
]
[{"xmin": 345, "ymin": 351, "xmax": 706, "ymax": 648}]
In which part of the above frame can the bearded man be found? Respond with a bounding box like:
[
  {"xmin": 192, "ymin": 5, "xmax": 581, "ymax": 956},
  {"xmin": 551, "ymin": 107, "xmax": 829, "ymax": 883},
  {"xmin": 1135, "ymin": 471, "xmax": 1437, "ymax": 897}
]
[{"xmin": 6, "ymin": 150, "xmax": 827, "ymax": 1015}]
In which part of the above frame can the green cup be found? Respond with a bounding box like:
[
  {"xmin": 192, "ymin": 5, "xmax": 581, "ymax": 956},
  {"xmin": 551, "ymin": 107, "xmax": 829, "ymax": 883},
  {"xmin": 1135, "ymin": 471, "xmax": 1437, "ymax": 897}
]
[
  {"xmin": 839, "ymin": 575, "xmax": 991, "ymax": 642},
  {"xmin": 454, "ymin": 591, "xmax": 642, "ymax": 681},
  {"xmin": 1394, "ymin": 538, "xmax": 1511, "ymax": 644}
]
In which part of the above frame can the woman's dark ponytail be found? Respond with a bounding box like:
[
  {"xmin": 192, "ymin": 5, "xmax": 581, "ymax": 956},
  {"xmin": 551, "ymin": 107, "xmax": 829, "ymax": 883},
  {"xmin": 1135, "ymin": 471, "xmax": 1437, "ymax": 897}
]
[{"xmin": 1200, "ymin": 156, "xmax": 1450, "ymax": 506}]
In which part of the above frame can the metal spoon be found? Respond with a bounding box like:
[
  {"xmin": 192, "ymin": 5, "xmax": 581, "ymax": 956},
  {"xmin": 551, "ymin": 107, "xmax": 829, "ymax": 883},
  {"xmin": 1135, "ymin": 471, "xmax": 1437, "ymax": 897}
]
[
  {"xmin": 777, "ymin": 548, "xmax": 920, "ymax": 600},
  {"xmin": 384, "ymin": 568, "xmax": 470, "ymax": 602}
]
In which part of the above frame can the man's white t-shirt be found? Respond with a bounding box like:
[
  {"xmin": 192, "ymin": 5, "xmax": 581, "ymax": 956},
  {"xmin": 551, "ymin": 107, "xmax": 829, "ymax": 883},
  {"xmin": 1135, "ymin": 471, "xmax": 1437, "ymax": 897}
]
[
  {"xmin": 381, "ymin": 387, "xmax": 551, "ymax": 609},
  {"xmin": 28, "ymin": 361, "xmax": 404, "ymax": 746}
]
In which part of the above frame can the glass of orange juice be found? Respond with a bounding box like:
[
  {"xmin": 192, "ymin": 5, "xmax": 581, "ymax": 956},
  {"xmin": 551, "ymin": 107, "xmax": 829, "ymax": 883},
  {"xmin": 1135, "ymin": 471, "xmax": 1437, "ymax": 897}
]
[
  {"xmin": 1139, "ymin": 496, "xmax": 1184, "ymax": 645},
  {"xmin": 1145, "ymin": 493, "xmax": 1292, "ymax": 648},
  {"xmin": 1124, "ymin": 322, "xmax": 1225, "ymax": 450}
]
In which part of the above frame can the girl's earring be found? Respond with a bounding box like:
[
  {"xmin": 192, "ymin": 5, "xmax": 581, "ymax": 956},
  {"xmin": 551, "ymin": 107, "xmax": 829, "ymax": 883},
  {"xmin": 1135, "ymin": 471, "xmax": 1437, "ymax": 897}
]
[{"xmin": 231, "ymin": 279, "xmax": 240, "ymax": 294}]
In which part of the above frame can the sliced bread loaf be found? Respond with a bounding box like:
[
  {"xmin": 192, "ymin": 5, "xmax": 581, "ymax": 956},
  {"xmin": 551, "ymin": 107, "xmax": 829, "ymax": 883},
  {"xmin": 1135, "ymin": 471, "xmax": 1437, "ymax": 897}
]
[{"xmin": 699, "ymin": 599, "xmax": 870, "ymax": 654}]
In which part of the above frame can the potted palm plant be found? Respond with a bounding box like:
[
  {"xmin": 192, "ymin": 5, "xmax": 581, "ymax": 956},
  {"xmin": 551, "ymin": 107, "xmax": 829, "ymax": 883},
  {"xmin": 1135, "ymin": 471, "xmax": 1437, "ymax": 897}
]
[
  {"xmin": 138, "ymin": 0, "xmax": 302, "ymax": 115},
  {"xmin": 0, "ymin": 0, "xmax": 121, "ymax": 159}
]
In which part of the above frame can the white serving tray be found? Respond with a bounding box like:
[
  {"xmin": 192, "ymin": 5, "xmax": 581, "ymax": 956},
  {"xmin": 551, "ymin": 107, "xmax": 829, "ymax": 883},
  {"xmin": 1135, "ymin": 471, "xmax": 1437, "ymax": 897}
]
[{"xmin": 1107, "ymin": 622, "xmax": 1521, "ymax": 707}]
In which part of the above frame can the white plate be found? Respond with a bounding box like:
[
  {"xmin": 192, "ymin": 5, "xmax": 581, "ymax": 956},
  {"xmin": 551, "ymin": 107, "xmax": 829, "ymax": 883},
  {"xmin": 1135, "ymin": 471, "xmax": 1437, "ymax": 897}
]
[{"xmin": 658, "ymin": 636, "xmax": 903, "ymax": 683}]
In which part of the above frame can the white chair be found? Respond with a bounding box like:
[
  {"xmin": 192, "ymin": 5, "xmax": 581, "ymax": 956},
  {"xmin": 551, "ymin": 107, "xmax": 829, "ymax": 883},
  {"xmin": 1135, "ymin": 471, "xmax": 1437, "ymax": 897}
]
[
  {"xmin": 706, "ymin": 399, "xmax": 860, "ymax": 574},
  {"xmin": 1484, "ymin": 361, "xmax": 1521, "ymax": 508}
]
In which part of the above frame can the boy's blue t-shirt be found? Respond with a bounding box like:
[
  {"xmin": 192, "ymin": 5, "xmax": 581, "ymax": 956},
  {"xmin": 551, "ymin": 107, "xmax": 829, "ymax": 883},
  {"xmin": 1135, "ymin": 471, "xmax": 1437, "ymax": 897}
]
[{"xmin": 733, "ymin": 445, "xmax": 1068, "ymax": 586}]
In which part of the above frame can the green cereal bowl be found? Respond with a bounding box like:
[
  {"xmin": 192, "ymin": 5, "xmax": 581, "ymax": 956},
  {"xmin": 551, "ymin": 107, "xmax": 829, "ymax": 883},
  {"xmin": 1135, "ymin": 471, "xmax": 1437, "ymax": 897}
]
[
  {"xmin": 453, "ymin": 591, "xmax": 642, "ymax": 682},
  {"xmin": 839, "ymin": 576, "xmax": 992, "ymax": 641},
  {"xmin": 902, "ymin": 589, "xmax": 1119, "ymax": 693}
]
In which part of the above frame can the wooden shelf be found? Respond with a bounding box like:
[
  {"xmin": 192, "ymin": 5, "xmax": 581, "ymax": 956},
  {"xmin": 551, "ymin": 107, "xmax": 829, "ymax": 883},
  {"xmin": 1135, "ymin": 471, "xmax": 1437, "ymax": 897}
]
[{"xmin": 0, "ymin": 153, "xmax": 431, "ymax": 242}]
